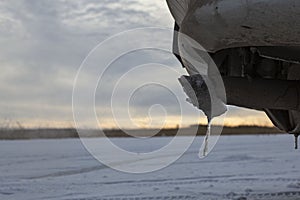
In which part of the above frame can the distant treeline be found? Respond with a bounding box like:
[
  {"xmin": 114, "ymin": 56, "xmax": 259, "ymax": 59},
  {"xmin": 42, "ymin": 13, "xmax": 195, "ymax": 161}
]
[{"xmin": 0, "ymin": 125, "xmax": 284, "ymax": 140}]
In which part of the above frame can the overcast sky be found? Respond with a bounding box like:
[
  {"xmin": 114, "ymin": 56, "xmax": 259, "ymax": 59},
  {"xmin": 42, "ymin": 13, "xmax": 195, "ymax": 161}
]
[{"xmin": 0, "ymin": 0, "xmax": 271, "ymax": 129}]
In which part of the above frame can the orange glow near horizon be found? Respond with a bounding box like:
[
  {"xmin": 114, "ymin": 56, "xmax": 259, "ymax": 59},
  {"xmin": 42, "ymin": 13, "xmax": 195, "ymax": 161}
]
[{"xmin": 2, "ymin": 114, "xmax": 274, "ymax": 129}]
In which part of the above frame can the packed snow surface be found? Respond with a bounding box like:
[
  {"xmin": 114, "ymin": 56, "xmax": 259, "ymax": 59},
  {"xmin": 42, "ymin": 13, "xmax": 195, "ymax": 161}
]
[{"xmin": 1, "ymin": 135, "xmax": 300, "ymax": 200}]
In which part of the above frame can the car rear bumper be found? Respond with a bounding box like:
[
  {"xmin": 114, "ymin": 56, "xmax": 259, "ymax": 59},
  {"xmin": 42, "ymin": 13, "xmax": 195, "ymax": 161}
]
[{"xmin": 167, "ymin": 0, "xmax": 300, "ymax": 52}]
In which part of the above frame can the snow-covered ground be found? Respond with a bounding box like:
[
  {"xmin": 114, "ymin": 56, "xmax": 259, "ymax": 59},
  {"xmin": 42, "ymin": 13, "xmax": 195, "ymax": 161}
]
[{"xmin": 1, "ymin": 135, "xmax": 300, "ymax": 200}]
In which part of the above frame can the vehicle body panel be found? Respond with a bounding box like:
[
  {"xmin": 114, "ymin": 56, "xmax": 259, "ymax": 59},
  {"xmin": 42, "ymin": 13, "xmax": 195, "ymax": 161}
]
[
  {"xmin": 167, "ymin": 0, "xmax": 300, "ymax": 135},
  {"xmin": 168, "ymin": 0, "xmax": 300, "ymax": 52}
]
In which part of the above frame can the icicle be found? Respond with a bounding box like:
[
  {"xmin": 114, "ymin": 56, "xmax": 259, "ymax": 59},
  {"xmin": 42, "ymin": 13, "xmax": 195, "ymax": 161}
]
[
  {"xmin": 202, "ymin": 117, "xmax": 212, "ymax": 157},
  {"xmin": 295, "ymin": 134, "xmax": 299, "ymax": 150}
]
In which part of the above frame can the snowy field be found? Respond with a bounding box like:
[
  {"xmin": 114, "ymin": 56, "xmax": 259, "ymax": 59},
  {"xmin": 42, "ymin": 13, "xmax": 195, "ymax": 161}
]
[{"xmin": 1, "ymin": 135, "xmax": 300, "ymax": 200}]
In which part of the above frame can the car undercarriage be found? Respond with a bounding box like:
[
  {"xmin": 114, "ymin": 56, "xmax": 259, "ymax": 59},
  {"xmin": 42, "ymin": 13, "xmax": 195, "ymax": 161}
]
[{"xmin": 167, "ymin": 0, "xmax": 300, "ymax": 146}]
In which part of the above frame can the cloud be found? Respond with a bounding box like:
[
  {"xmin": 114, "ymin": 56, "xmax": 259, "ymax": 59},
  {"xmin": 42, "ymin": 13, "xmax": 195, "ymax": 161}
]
[{"xmin": 0, "ymin": 0, "xmax": 177, "ymax": 128}]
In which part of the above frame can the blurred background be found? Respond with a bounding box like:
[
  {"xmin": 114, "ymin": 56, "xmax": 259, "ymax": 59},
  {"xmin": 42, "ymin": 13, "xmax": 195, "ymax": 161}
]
[{"xmin": 0, "ymin": 0, "xmax": 272, "ymax": 129}]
